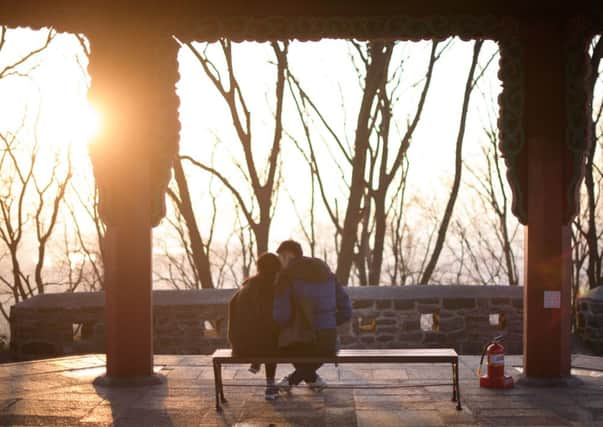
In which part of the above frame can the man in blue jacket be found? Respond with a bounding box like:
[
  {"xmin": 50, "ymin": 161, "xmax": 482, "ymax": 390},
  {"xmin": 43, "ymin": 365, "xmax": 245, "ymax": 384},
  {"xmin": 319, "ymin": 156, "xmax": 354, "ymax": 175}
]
[{"xmin": 273, "ymin": 240, "xmax": 352, "ymax": 392}]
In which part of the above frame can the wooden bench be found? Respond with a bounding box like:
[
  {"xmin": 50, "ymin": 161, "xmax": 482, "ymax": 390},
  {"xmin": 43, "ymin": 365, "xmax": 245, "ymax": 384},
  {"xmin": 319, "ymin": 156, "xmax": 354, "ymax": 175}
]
[{"xmin": 211, "ymin": 348, "xmax": 462, "ymax": 411}]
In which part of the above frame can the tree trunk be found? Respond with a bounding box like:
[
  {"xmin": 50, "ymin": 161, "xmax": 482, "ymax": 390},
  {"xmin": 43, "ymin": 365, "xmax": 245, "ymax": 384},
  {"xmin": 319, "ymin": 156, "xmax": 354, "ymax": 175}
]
[
  {"xmin": 254, "ymin": 220, "xmax": 270, "ymax": 256},
  {"xmin": 336, "ymin": 43, "xmax": 392, "ymax": 285},
  {"xmin": 10, "ymin": 250, "xmax": 26, "ymax": 302},
  {"xmin": 367, "ymin": 41, "xmax": 438, "ymax": 286},
  {"xmin": 355, "ymin": 192, "xmax": 372, "ymax": 286},
  {"xmin": 369, "ymin": 192, "xmax": 387, "ymax": 286},
  {"xmin": 35, "ymin": 244, "xmax": 46, "ymax": 294},
  {"xmin": 173, "ymin": 157, "xmax": 214, "ymax": 289}
]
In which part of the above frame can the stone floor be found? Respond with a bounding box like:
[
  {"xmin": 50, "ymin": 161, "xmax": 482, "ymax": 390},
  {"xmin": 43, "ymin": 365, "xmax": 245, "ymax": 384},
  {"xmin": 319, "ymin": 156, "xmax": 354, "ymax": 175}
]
[{"xmin": 1, "ymin": 353, "xmax": 603, "ymax": 426}]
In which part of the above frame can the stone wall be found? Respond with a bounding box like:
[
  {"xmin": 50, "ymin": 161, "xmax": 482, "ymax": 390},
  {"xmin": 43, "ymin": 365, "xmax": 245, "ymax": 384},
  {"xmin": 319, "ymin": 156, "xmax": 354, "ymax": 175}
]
[
  {"xmin": 339, "ymin": 286, "xmax": 522, "ymax": 354},
  {"xmin": 576, "ymin": 287, "xmax": 603, "ymax": 354},
  {"xmin": 9, "ymin": 290, "xmax": 233, "ymax": 360},
  {"xmin": 10, "ymin": 285, "xmax": 523, "ymax": 360}
]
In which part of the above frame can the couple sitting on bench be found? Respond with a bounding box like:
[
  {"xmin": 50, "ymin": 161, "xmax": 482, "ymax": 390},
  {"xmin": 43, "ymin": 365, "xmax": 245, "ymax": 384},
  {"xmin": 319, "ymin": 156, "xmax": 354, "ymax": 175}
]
[{"xmin": 228, "ymin": 239, "xmax": 353, "ymax": 400}]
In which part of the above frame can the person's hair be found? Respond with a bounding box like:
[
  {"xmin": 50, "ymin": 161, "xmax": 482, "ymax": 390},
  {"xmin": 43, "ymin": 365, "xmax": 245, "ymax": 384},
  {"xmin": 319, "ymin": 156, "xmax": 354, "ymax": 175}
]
[
  {"xmin": 276, "ymin": 240, "xmax": 303, "ymax": 258},
  {"xmin": 256, "ymin": 252, "xmax": 281, "ymax": 276}
]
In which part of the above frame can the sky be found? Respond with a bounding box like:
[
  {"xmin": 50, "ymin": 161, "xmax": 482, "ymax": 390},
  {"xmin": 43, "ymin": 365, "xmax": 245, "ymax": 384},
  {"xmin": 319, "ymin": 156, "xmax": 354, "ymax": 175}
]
[
  {"xmin": 175, "ymin": 38, "xmax": 503, "ymax": 248},
  {"xmin": 0, "ymin": 27, "xmax": 514, "ymax": 291}
]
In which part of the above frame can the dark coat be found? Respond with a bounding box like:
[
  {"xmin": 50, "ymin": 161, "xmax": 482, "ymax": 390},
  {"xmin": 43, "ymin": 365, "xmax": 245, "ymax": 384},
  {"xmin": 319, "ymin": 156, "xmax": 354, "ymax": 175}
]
[
  {"xmin": 273, "ymin": 256, "xmax": 352, "ymax": 332},
  {"xmin": 228, "ymin": 272, "xmax": 279, "ymax": 356}
]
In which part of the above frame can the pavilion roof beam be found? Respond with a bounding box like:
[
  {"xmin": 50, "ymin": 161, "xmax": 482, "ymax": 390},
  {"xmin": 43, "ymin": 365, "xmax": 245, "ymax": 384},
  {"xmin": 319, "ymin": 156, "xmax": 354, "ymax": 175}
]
[{"xmin": 0, "ymin": 0, "xmax": 601, "ymax": 38}]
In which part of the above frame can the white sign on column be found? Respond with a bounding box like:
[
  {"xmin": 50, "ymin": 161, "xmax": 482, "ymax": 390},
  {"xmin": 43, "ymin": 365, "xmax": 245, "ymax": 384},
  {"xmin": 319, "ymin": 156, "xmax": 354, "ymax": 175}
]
[{"xmin": 543, "ymin": 291, "xmax": 561, "ymax": 309}]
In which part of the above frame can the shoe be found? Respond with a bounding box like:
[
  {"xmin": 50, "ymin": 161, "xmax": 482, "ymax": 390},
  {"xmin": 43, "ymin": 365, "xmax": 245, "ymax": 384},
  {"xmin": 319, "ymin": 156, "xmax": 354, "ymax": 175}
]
[
  {"xmin": 248, "ymin": 364, "xmax": 260, "ymax": 374},
  {"xmin": 265, "ymin": 385, "xmax": 279, "ymax": 401},
  {"xmin": 276, "ymin": 375, "xmax": 293, "ymax": 393},
  {"xmin": 307, "ymin": 375, "xmax": 327, "ymax": 392}
]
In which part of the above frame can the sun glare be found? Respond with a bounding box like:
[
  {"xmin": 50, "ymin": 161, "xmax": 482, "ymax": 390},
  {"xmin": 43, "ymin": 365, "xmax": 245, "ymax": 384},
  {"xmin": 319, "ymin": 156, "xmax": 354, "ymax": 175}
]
[
  {"xmin": 38, "ymin": 99, "xmax": 102, "ymax": 148},
  {"xmin": 61, "ymin": 103, "xmax": 102, "ymax": 146},
  {"xmin": 79, "ymin": 104, "xmax": 102, "ymax": 144}
]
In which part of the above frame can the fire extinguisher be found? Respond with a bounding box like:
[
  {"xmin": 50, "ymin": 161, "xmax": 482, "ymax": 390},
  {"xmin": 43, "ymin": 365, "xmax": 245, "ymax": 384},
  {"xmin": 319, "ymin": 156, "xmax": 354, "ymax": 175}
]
[{"xmin": 478, "ymin": 334, "xmax": 514, "ymax": 389}]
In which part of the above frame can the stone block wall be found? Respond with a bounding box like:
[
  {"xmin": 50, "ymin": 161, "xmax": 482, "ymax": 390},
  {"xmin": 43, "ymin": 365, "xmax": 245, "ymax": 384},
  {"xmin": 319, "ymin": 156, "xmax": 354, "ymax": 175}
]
[
  {"xmin": 337, "ymin": 286, "xmax": 522, "ymax": 354},
  {"xmin": 576, "ymin": 287, "xmax": 603, "ymax": 355},
  {"xmin": 10, "ymin": 290, "xmax": 232, "ymax": 360},
  {"xmin": 10, "ymin": 285, "xmax": 523, "ymax": 360},
  {"xmin": 9, "ymin": 293, "xmax": 105, "ymax": 359}
]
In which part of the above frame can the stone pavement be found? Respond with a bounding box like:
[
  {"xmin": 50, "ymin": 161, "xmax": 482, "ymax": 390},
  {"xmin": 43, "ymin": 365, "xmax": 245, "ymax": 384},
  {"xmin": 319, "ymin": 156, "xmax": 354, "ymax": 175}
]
[{"xmin": 0, "ymin": 354, "xmax": 602, "ymax": 426}]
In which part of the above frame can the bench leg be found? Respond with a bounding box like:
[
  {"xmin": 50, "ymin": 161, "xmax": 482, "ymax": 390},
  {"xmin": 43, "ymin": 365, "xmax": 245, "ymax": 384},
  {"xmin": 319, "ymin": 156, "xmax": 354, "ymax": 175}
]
[
  {"xmin": 218, "ymin": 364, "xmax": 227, "ymax": 403},
  {"xmin": 453, "ymin": 361, "xmax": 462, "ymax": 411},
  {"xmin": 213, "ymin": 361, "xmax": 222, "ymax": 412},
  {"xmin": 451, "ymin": 362, "xmax": 457, "ymax": 402}
]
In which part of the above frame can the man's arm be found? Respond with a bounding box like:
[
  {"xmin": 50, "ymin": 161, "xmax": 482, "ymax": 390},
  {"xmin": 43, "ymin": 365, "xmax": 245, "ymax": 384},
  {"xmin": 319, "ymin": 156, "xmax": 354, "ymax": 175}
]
[{"xmin": 335, "ymin": 281, "xmax": 352, "ymax": 326}]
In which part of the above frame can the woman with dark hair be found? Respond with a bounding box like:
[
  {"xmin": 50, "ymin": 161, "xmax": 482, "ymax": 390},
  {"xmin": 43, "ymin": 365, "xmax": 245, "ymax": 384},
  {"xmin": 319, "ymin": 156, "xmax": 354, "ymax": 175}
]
[{"xmin": 228, "ymin": 252, "xmax": 281, "ymax": 400}]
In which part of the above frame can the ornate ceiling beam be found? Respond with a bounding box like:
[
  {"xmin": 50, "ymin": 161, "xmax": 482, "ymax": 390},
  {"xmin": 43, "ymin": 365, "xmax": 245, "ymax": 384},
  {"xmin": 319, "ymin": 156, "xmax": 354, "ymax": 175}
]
[{"xmin": 1, "ymin": 0, "xmax": 602, "ymax": 36}]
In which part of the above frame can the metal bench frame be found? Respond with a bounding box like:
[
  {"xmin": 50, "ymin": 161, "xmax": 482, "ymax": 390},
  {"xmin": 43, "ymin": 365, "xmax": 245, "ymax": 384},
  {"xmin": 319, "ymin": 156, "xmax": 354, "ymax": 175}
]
[{"xmin": 211, "ymin": 348, "xmax": 462, "ymax": 412}]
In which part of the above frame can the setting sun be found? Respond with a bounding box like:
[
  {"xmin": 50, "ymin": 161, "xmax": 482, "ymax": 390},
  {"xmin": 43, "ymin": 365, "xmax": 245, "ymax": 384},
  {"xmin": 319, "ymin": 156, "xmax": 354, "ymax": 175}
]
[{"xmin": 78, "ymin": 104, "xmax": 102, "ymax": 144}]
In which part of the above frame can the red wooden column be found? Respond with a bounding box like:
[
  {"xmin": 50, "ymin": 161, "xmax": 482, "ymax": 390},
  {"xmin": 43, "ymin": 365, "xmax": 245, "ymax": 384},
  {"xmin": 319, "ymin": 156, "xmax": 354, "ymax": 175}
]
[
  {"xmin": 88, "ymin": 28, "xmax": 179, "ymax": 381},
  {"xmin": 521, "ymin": 21, "xmax": 572, "ymax": 379},
  {"xmin": 102, "ymin": 193, "xmax": 153, "ymax": 378}
]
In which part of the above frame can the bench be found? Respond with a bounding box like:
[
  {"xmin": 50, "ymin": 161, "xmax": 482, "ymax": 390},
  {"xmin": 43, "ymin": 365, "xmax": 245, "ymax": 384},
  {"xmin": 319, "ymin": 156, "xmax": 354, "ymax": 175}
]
[{"xmin": 211, "ymin": 348, "xmax": 462, "ymax": 412}]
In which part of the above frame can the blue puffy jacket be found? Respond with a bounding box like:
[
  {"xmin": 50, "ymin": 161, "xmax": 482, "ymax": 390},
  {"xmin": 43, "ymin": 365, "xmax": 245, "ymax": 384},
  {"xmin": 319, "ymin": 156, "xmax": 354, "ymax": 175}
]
[{"xmin": 273, "ymin": 256, "xmax": 352, "ymax": 330}]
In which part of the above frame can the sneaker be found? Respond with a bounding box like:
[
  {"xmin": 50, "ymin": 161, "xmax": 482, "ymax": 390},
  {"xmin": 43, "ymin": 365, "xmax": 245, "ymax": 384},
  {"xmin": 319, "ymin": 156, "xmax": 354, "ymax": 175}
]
[
  {"xmin": 264, "ymin": 385, "xmax": 279, "ymax": 401},
  {"xmin": 276, "ymin": 375, "xmax": 293, "ymax": 393},
  {"xmin": 248, "ymin": 364, "xmax": 260, "ymax": 374},
  {"xmin": 307, "ymin": 375, "xmax": 327, "ymax": 392}
]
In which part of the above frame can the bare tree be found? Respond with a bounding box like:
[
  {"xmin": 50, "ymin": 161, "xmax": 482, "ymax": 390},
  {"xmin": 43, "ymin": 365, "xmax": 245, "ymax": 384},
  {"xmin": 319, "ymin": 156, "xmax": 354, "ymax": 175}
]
[
  {"xmin": 330, "ymin": 42, "xmax": 393, "ymax": 286},
  {"xmin": 384, "ymin": 168, "xmax": 446, "ymax": 286},
  {"xmin": 0, "ymin": 26, "xmax": 55, "ymax": 79},
  {"xmin": 419, "ymin": 39, "xmax": 487, "ymax": 285},
  {"xmin": 49, "ymin": 32, "xmax": 106, "ymax": 293},
  {"xmin": 165, "ymin": 156, "xmax": 216, "ymax": 289},
  {"xmin": 210, "ymin": 230, "xmax": 237, "ymax": 288},
  {"xmin": 181, "ymin": 39, "xmax": 288, "ymax": 256},
  {"xmin": 572, "ymin": 204, "xmax": 590, "ymax": 327},
  {"xmin": 0, "ymin": 123, "xmax": 72, "ymax": 319},
  {"xmin": 286, "ymin": 176, "xmax": 318, "ymax": 258},
  {"xmin": 0, "ymin": 27, "xmax": 85, "ymax": 320},
  {"xmin": 230, "ymin": 208, "xmax": 255, "ymax": 285},
  {"xmin": 288, "ymin": 40, "xmax": 442, "ymax": 285},
  {"xmin": 288, "ymin": 41, "xmax": 395, "ymax": 285},
  {"xmin": 578, "ymin": 36, "xmax": 603, "ymax": 290},
  {"xmin": 0, "ymin": 128, "xmax": 35, "ymax": 309},
  {"xmin": 567, "ymin": 35, "xmax": 603, "ymax": 328},
  {"xmin": 363, "ymin": 42, "xmax": 440, "ymax": 285},
  {"xmin": 154, "ymin": 210, "xmax": 200, "ymax": 290},
  {"xmin": 56, "ymin": 223, "xmax": 89, "ymax": 293},
  {"xmin": 460, "ymin": 98, "xmax": 520, "ymax": 286},
  {"xmin": 385, "ymin": 170, "xmax": 413, "ymax": 285},
  {"xmin": 388, "ymin": 195, "xmax": 442, "ymax": 284},
  {"xmin": 65, "ymin": 184, "xmax": 106, "ymax": 290}
]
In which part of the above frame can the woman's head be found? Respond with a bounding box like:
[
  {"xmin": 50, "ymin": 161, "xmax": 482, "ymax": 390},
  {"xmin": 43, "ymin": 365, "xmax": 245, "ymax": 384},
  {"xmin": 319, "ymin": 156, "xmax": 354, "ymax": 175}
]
[{"xmin": 256, "ymin": 252, "xmax": 281, "ymax": 277}]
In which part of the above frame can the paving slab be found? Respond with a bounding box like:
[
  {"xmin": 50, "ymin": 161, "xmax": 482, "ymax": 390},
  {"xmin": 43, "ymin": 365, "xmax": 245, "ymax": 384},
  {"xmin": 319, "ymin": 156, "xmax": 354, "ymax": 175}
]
[{"xmin": 0, "ymin": 354, "xmax": 602, "ymax": 426}]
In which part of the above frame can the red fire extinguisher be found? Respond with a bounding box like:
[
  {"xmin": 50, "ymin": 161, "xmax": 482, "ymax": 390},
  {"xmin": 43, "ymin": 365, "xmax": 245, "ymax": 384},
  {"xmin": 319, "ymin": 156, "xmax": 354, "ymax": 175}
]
[{"xmin": 478, "ymin": 335, "xmax": 514, "ymax": 389}]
